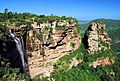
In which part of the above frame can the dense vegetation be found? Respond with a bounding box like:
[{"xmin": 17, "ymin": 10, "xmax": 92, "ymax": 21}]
[
  {"xmin": 108, "ymin": 27, "xmax": 120, "ymax": 51},
  {"xmin": 0, "ymin": 8, "xmax": 77, "ymax": 29}
]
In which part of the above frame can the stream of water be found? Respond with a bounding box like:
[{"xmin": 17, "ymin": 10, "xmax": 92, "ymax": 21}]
[{"xmin": 9, "ymin": 29, "xmax": 26, "ymax": 73}]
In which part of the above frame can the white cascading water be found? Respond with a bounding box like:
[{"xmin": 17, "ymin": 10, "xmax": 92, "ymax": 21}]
[{"xmin": 9, "ymin": 30, "xmax": 26, "ymax": 73}]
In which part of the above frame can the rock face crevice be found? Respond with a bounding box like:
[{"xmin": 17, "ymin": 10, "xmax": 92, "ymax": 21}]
[
  {"xmin": 45, "ymin": 27, "xmax": 75, "ymax": 49},
  {"xmin": 83, "ymin": 22, "xmax": 111, "ymax": 54}
]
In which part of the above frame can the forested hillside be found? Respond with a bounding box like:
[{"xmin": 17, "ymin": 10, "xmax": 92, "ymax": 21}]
[
  {"xmin": 92, "ymin": 19, "xmax": 120, "ymax": 29},
  {"xmin": 80, "ymin": 19, "xmax": 120, "ymax": 29},
  {"xmin": 108, "ymin": 28, "xmax": 120, "ymax": 51}
]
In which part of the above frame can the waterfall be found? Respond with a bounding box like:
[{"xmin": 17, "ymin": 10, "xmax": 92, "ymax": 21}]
[{"xmin": 9, "ymin": 29, "xmax": 26, "ymax": 73}]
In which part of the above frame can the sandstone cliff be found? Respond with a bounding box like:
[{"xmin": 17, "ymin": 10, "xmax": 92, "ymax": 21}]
[
  {"xmin": 83, "ymin": 22, "xmax": 111, "ymax": 54},
  {"xmin": 26, "ymin": 21, "xmax": 80, "ymax": 78}
]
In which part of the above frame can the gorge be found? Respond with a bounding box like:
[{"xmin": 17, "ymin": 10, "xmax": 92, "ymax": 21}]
[{"xmin": 0, "ymin": 11, "xmax": 119, "ymax": 81}]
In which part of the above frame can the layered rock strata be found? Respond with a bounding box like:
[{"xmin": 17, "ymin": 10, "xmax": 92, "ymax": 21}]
[
  {"xmin": 26, "ymin": 21, "xmax": 80, "ymax": 78},
  {"xmin": 83, "ymin": 22, "xmax": 111, "ymax": 54}
]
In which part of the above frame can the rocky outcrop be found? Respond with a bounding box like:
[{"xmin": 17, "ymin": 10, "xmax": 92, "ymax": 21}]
[
  {"xmin": 68, "ymin": 57, "xmax": 83, "ymax": 69},
  {"xmin": 26, "ymin": 21, "xmax": 80, "ymax": 78},
  {"xmin": 90, "ymin": 57, "xmax": 114, "ymax": 68},
  {"xmin": 27, "ymin": 20, "xmax": 76, "ymax": 52},
  {"xmin": 83, "ymin": 22, "xmax": 111, "ymax": 54}
]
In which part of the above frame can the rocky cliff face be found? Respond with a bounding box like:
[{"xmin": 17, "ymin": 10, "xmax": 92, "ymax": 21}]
[
  {"xmin": 83, "ymin": 22, "xmax": 111, "ymax": 54},
  {"xmin": 26, "ymin": 21, "xmax": 80, "ymax": 78}
]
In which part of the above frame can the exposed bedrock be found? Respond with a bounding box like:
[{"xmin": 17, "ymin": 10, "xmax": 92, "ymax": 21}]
[{"xmin": 82, "ymin": 22, "xmax": 111, "ymax": 54}]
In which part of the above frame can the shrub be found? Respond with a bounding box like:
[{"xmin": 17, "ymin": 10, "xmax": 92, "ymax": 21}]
[{"xmin": 70, "ymin": 41, "xmax": 76, "ymax": 48}]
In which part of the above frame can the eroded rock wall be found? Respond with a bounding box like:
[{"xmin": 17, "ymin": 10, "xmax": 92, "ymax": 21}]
[
  {"xmin": 26, "ymin": 21, "xmax": 80, "ymax": 78},
  {"xmin": 83, "ymin": 22, "xmax": 111, "ymax": 54}
]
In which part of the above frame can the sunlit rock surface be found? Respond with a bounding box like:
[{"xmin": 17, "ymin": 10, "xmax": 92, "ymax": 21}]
[
  {"xmin": 83, "ymin": 22, "xmax": 111, "ymax": 54},
  {"xmin": 26, "ymin": 21, "xmax": 80, "ymax": 78},
  {"xmin": 90, "ymin": 57, "xmax": 115, "ymax": 68}
]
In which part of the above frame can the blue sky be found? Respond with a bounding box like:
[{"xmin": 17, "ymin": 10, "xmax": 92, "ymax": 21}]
[{"xmin": 0, "ymin": 0, "xmax": 120, "ymax": 20}]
